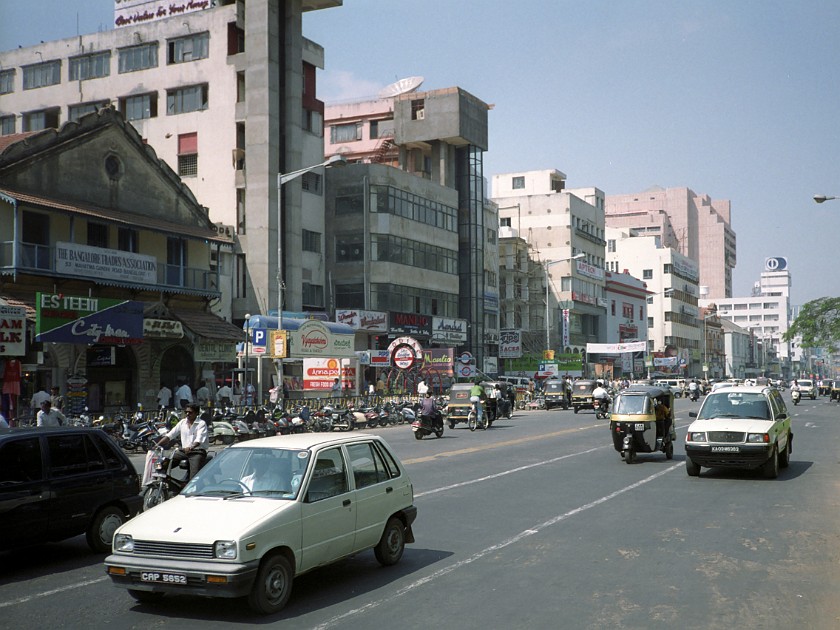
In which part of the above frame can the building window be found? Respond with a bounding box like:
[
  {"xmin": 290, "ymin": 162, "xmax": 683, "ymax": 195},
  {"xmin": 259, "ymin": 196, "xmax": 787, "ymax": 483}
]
[
  {"xmin": 500, "ymin": 217, "xmax": 511, "ymax": 228},
  {"xmin": 69, "ymin": 51, "xmax": 111, "ymax": 81},
  {"xmin": 118, "ymin": 43, "xmax": 158, "ymax": 73},
  {"xmin": 168, "ymin": 32, "xmax": 210, "ymax": 64},
  {"xmin": 236, "ymin": 188, "xmax": 246, "ymax": 234},
  {"xmin": 611, "ymin": 300, "xmax": 616, "ymax": 316},
  {"xmin": 68, "ymin": 101, "xmax": 110, "ymax": 122},
  {"xmin": 302, "ymin": 283, "xmax": 324, "ymax": 308},
  {"xmin": 120, "ymin": 92, "xmax": 158, "ymax": 121},
  {"xmin": 0, "ymin": 116, "xmax": 15, "ymax": 135},
  {"xmin": 410, "ymin": 99, "xmax": 425, "ymax": 120},
  {"xmin": 235, "ymin": 254, "xmax": 247, "ymax": 298},
  {"xmin": 166, "ymin": 237, "xmax": 187, "ymax": 285},
  {"xmin": 22, "ymin": 60, "xmax": 61, "ymax": 89},
  {"xmin": 370, "ymin": 120, "xmax": 380, "ymax": 139},
  {"xmin": 236, "ymin": 71, "xmax": 245, "ymax": 102},
  {"xmin": 302, "ymin": 229, "xmax": 321, "ymax": 253},
  {"xmin": 335, "ymin": 283, "xmax": 364, "ymax": 309},
  {"xmin": 22, "ymin": 108, "xmax": 60, "ymax": 131},
  {"xmin": 0, "ymin": 69, "xmax": 14, "ymax": 94},
  {"xmin": 301, "ymin": 172, "xmax": 322, "ymax": 195},
  {"xmin": 642, "ymin": 269, "xmax": 653, "ymax": 279},
  {"xmin": 302, "ymin": 108, "xmax": 323, "ymax": 136},
  {"xmin": 117, "ymin": 228, "xmax": 138, "ymax": 253},
  {"xmin": 607, "ymin": 239, "xmax": 616, "ymax": 253},
  {"xmin": 167, "ymin": 84, "xmax": 208, "ymax": 115},
  {"xmin": 336, "ymin": 238, "xmax": 364, "ymax": 262},
  {"xmin": 87, "ymin": 222, "xmax": 109, "ymax": 249},
  {"xmin": 330, "ymin": 122, "xmax": 362, "ymax": 143},
  {"xmin": 226, "ymin": 22, "xmax": 244, "ymax": 55},
  {"xmin": 177, "ymin": 132, "xmax": 198, "ymax": 177},
  {"xmin": 512, "ymin": 176, "xmax": 525, "ymax": 189},
  {"xmin": 648, "ymin": 317, "xmax": 654, "ymax": 328}
]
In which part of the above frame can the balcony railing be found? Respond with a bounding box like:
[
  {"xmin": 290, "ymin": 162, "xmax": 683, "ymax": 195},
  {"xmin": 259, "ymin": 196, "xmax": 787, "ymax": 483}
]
[{"xmin": 1, "ymin": 241, "xmax": 218, "ymax": 294}]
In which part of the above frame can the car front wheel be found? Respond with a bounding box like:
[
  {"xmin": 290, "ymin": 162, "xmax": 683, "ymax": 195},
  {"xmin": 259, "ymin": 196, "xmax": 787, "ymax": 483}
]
[
  {"xmin": 374, "ymin": 516, "xmax": 406, "ymax": 566},
  {"xmin": 686, "ymin": 458, "xmax": 701, "ymax": 477},
  {"xmin": 762, "ymin": 447, "xmax": 779, "ymax": 479},
  {"xmin": 248, "ymin": 553, "xmax": 293, "ymax": 615}
]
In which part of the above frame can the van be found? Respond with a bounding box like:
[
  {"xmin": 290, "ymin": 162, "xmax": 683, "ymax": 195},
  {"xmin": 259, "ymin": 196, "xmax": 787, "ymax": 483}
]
[
  {"xmin": 654, "ymin": 378, "xmax": 684, "ymax": 397},
  {"xmin": 499, "ymin": 375, "xmax": 530, "ymax": 394}
]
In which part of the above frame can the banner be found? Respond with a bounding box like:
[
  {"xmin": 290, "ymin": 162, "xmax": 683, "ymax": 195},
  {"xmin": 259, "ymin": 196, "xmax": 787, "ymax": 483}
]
[
  {"xmin": 0, "ymin": 305, "xmax": 26, "ymax": 356},
  {"xmin": 302, "ymin": 358, "xmax": 357, "ymax": 391},
  {"xmin": 36, "ymin": 293, "xmax": 144, "ymax": 344},
  {"xmin": 586, "ymin": 341, "xmax": 647, "ymax": 354}
]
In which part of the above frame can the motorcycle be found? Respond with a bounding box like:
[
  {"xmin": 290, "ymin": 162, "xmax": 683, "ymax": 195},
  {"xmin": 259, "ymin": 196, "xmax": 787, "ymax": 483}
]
[
  {"xmin": 792, "ymin": 388, "xmax": 801, "ymax": 405},
  {"xmin": 689, "ymin": 387, "xmax": 700, "ymax": 402},
  {"xmin": 411, "ymin": 406, "xmax": 444, "ymax": 439},
  {"xmin": 595, "ymin": 397, "xmax": 611, "ymax": 420},
  {"xmin": 609, "ymin": 385, "xmax": 676, "ymax": 463},
  {"xmin": 204, "ymin": 408, "xmax": 236, "ymax": 445},
  {"xmin": 141, "ymin": 445, "xmax": 212, "ymax": 511}
]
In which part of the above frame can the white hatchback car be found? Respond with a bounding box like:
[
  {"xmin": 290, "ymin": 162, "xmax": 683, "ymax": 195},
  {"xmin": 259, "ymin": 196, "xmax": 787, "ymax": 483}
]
[
  {"xmin": 105, "ymin": 433, "xmax": 417, "ymax": 614},
  {"xmin": 685, "ymin": 386, "xmax": 792, "ymax": 479}
]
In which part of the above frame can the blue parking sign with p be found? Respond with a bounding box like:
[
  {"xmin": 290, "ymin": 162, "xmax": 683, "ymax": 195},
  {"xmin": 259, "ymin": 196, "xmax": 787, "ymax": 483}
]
[{"xmin": 252, "ymin": 328, "xmax": 267, "ymax": 347}]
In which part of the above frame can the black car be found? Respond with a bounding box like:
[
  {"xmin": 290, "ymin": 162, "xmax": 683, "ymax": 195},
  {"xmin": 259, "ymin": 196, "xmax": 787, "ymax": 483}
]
[{"xmin": 0, "ymin": 426, "xmax": 143, "ymax": 553}]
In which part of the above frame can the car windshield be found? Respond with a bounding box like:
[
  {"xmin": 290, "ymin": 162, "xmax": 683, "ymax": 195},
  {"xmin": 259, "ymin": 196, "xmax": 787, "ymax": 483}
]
[
  {"xmin": 612, "ymin": 394, "xmax": 650, "ymax": 415},
  {"xmin": 183, "ymin": 447, "xmax": 310, "ymax": 500},
  {"xmin": 697, "ymin": 392, "xmax": 772, "ymax": 420}
]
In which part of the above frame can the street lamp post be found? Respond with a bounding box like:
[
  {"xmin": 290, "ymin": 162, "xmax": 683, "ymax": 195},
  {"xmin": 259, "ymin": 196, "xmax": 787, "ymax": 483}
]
[
  {"xmin": 275, "ymin": 154, "xmax": 345, "ymax": 400},
  {"xmin": 244, "ymin": 312, "xmax": 251, "ymax": 404},
  {"xmin": 544, "ymin": 253, "xmax": 585, "ymax": 353}
]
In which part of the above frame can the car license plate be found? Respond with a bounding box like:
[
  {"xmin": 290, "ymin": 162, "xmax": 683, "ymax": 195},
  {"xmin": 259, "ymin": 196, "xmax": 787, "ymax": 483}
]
[
  {"xmin": 634, "ymin": 423, "xmax": 645, "ymax": 431},
  {"xmin": 711, "ymin": 446, "xmax": 740, "ymax": 453},
  {"xmin": 140, "ymin": 571, "xmax": 187, "ymax": 585}
]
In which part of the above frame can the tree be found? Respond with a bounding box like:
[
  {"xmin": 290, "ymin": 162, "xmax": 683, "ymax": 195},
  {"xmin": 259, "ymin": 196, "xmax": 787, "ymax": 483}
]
[{"xmin": 783, "ymin": 297, "xmax": 840, "ymax": 351}]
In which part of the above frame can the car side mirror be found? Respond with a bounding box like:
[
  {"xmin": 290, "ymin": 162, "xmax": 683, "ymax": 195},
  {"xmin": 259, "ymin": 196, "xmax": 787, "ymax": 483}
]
[{"xmin": 689, "ymin": 411, "xmax": 697, "ymax": 418}]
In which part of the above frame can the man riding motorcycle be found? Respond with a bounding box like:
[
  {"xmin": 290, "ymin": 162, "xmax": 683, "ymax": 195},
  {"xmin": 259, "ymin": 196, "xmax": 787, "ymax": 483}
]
[
  {"xmin": 419, "ymin": 391, "xmax": 442, "ymax": 432},
  {"xmin": 688, "ymin": 379, "xmax": 700, "ymax": 401},
  {"xmin": 592, "ymin": 381, "xmax": 611, "ymax": 416}
]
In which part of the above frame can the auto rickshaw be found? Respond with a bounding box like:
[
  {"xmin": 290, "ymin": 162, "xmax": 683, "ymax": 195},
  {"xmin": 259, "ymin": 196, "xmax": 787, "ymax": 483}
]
[
  {"xmin": 446, "ymin": 381, "xmax": 497, "ymax": 429},
  {"xmin": 543, "ymin": 379, "xmax": 569, "ymax": 410},
  {"xmin": 484, "ymin": 381, "xmax": 514, "ymax": 420},
  {"xmin": 831, "ymin": 380, "xmax": 840, "ymax": 402},
  {"xmin": 608, "ymin": 385, "xmax": 676, "ymax": 463},
  {"xmin": 571, "ymin": 379, "xmax": 598, "ymax": 413},
  {"xmin": 819, "ymin": 380, "xmax": 833, "ymax": 396}
]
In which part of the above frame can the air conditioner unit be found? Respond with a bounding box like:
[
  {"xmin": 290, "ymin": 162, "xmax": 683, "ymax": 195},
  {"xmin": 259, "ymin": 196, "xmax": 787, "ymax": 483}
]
[{"xmin": 416, "ymin": 109, "xmax": 425, "ymax": 120}]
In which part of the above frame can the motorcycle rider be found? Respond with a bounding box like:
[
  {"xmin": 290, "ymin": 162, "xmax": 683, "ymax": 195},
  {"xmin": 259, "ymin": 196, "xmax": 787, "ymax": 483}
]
[
  {"xmin": 592, "ymin": 380, "xmax": 611, "ymax": 414},
  {"xmin": 469, "ymin": 379, "xmax": 485, "ymax": 426},
  {"xmin": 156, "ymin": 403, "xmax": 208, "ymax": 481},
  {"xmin": 419, "ymin": 391, "xmax": 441, "ymax": 431},
  {"xmin": 688, "ymin": 379, "xmax": 699, "ymax": 400}
]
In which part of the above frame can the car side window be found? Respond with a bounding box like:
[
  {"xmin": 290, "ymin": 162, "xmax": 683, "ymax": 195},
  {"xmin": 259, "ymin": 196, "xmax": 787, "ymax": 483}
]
[
  {"xmin": 90, "ymin": 433, "xmax": 124, "ymax": 469},
  {"xmin": 47, "ymin": 434, "xmax": 105, "ymax": 477},
  {"xmin": 306, "ymin": 447, "xmax": 348, "ymax": 502},
  {"xmin": 0, "ymin": 437, "xmax": 43, "ymax": 484},
  {"xmin": 374, "ymin": 441, "xmax": 402, "ymax": 479},
  {"xmin": 346, "ymin": 442, "xmax": 390, "ymax": 489}
]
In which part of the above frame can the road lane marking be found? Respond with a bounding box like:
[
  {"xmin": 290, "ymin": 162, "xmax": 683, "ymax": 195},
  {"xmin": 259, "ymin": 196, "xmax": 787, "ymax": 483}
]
[
  {"xmin": 0, "ymin": 576, "xmax": 108, "ymax": 608},
  {"xmin": 314, "ymin": 462, "xmax": 682, "ymax": 629}
]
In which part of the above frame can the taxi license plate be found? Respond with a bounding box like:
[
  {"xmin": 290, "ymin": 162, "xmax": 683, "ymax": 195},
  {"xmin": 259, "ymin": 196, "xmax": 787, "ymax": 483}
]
[
  {"xmin": 634, "ymin": 423, "xmax": 645, "ymax": 431},
  {"xmin": 140, "ymin": 571, "xmax": 187, "ymax": 585},
  {"xmin": 711, "ymin": 446, "xmax": 740, "ymax": 453}
]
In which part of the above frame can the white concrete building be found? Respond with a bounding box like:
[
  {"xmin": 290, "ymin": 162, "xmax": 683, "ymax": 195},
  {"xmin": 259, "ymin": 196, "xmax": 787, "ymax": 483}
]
[{"xmin": 606, "ymin": 227, "xmax": 701, "ymax": 375}]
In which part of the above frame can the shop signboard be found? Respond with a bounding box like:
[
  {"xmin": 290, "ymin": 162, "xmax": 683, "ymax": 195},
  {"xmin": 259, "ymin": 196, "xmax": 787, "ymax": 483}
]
[
  {"xmin": 35, "ymin": 293, "xmax": 144, "ymax": 344},
  {"xmin": 302, "ymin": 357, "xmax": 357, "ymax": 391},
  {"xmin": 55, "ymin": 241, "xmax": 157, "ymax": 285},
  {"xmin": 389, "ymin": 311, "xmax": 432, "ymax": 337},
  {"xmin": 370, "ymin": 350, "xmax": 391, "ymax": 367},
  {"xmin": 143, "ymin": 318, "xmax": 183, "ymax": 339},
  {"xmin": 288, "ymin": 320, "xmax": 355, "ymax": 358},
  {"xmin": 0, "ymin": 305, "xmax": 26, "ymax": 356},
  {"xmin": 335, "ymin": 309, "xmax": 388, "ymax": 332},
  {"xmin": 499, "ymin": 329, "xmax": 522, "ymax": 359},
  {"xmin": 421, "ymin": 348, "xmax": 454, "ymax": 375},
  {"xmin": 431, "ymin": 317, "xmax": 468, "ymax": 344},
  {"xmin": 194, "ymin": 341, "xmax": 236, "ymax": 363}
]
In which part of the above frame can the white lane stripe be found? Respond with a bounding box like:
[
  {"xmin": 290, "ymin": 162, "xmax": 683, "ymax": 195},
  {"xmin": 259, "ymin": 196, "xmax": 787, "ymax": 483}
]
[
  {"xmin": 0, "ymin": 576, "xmax": 109, "ymax": 608},
  {"xmin": 314, "ymin": 462, "xmax": 682, "ymax": 629}
]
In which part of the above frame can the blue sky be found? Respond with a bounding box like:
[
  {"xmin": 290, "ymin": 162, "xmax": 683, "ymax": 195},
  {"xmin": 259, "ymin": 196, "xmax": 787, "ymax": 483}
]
[{"xmin": 3, "ymin": 0, "xmax": 840, "ymax": 305}]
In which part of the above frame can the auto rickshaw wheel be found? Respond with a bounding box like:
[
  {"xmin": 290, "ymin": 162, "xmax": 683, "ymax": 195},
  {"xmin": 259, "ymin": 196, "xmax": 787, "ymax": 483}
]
[
  {"xmin": 624, "ymin": 449, "xmax": 635, "ymax": 464},
  {"xmin": 573, "ymin": 406, "xmax": 579, "ymax": 414},
  {"xmin": 665, "ymin": 441, "xmax": 674, "ymax": 459}
]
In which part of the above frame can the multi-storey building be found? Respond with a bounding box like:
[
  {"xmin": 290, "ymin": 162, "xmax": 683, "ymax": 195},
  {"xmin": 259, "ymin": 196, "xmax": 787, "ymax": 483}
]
[
  {"xmin": 492, "ymin": 169, "xmax": 607, "ymax": 359},
  {"xmin": 606, "ymin": 227, "xmax": 701, "ymax": 375},
  {"xmin": 605, "ymin": 186, "xmax": 736, "ymax": 299},
  {"xmin": 0, "ymin": 0, "xmax": 341, "ymax": 326},
  {"xmin": 324, "ymin": 84, "xmax": 493, "ymax": 367}
]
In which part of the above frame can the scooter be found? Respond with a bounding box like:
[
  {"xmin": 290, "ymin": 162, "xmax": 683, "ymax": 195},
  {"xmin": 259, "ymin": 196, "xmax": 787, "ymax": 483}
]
[
  {"xmin": 792, "ymin": 389, "xmax": 801, "ymax": 405},
  {"xmin": 411, "ymin": 407, "xmax": 444, "ymax": 439}
]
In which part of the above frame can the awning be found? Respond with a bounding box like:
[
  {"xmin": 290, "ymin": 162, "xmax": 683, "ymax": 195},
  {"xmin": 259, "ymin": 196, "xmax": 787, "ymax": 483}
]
[
  {"xmin": 170, "ymin": 309, "xmax": 246, "ymax": 342},
  {"xmin": 0, "ymin": 295, "xmax": 36, "ymax": 321}
]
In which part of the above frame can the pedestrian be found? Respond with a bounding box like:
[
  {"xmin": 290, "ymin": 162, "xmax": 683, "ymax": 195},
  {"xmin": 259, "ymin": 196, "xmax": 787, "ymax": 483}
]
[
  {"xmin": 155, "ymin": 404, "xmax": 208, "ymax": 481},
  {"xmin": 157, "ymin": 382, "xmax": 172, "ymax": 409},
  {"xmin": 36, "ymin": 400, "xmax": 66, "ymax": 427},
  {"xmin": 50, "ymin": 385, "xmax": 65, "ymax": 411},
  {"xmin": 175, "ymin": 380, "xmax": 193, "ymax": 409},
  {"xmin": 244, "ymin": 381, "xmax": 255, "ymax": 406},
  {"xmin": 30, "ymin": 388, "xmax": 50, "ymax": 409},
  {"xmin": 331, "ymin": 378, "xmax": 342, "ymax": 398},
  {"xmin": 417, "ymin": 379, "xmax": 429, "ymax": 396},
  {"xmin": 195, "ymin": 380, "xmax": 210, "ymax": 407},
  {"xmin": 216, "ymin": 381, "xmax": 233, "ymax": 406}
]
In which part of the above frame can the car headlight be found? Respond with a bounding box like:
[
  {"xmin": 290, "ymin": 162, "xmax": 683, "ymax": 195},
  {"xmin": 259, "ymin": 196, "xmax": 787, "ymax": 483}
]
[
  {"xmin": 215, "ymin": 540, "xmax": 237, "ymax": 559},
  {"xmin": 114, "ymin": 534, "xmax": 134, "ymax": 552},
  {"xmin": 746, "ymin": 433, "xmax": 770, "ymax": 443},
  {"xmin": 687, "ymin": 432, "xmax": 707, "ymax": 442}
]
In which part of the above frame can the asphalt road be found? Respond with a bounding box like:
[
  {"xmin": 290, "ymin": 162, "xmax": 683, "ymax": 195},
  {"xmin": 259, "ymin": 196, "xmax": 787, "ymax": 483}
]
[{"xmin": 2, "ymin": 392, "xmax": 839, "ymax": 629}]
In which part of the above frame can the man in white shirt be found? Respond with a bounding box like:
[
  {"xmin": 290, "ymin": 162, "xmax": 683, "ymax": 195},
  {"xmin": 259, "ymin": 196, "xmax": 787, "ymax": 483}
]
[
  {"xmin": 417, "ymin": 379, "xmax": 429, "ymax": 396},
  {"xmin": 175, "ymin": 381, "xmax": 193, "ymax": 409},
  {"xmin": 31, "ymin": 389, "xmax": 51, "ymax": 409},
  {"xmin": 36, "ymin": 400, "xmax": 66, "ymax": 427},
  {"xmin": 157, "ymin": 383, "xmax": 172, "ymax": 408},
  {"xmin": 216, "ymin": 383, "xmax": 233, "ymax": 406},
  {"xmin": 156, "ymin": 404, "xmax": 208, "ymax": 480},
  {"xmin": 195, "ymin": 380, "xmax": 211, "ymax": 407}
]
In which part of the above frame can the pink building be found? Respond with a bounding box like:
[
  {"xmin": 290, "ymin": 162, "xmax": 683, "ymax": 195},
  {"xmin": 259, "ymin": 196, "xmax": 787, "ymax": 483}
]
[{"xmin": 605, "ymin": 186, "xmax": 736, "ymax": 299}]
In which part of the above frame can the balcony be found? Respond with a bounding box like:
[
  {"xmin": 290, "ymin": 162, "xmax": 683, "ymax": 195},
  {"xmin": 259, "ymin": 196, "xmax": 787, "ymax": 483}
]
[
  {"xmin": 574, "ymin": 226, "xmax": 606, "ymax": 246},
  {"xmin": 1, "ymin": 241, "xmax": 219, "ymax": 295}
]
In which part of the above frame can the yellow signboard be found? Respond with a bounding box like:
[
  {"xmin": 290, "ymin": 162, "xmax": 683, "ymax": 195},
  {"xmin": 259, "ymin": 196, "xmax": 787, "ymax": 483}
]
[{"xmin": 270, "ymin": 330, "xmax": 288, "ymax": 358}]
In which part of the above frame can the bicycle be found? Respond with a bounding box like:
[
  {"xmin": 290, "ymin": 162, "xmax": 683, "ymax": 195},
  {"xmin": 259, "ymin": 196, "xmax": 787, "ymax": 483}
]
[{"xmin": 467, "ymin": 400, "xmax": 486, "ymax": 431}]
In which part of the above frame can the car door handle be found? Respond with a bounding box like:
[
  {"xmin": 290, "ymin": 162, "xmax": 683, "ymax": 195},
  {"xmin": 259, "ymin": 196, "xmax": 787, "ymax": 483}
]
[
  {"xmin": 343, "ymin": 499, "xmax": 351, "ymax": 507},
  {"xmin": 385, "ymin": 486, "xmax": 393, "ymax": 493}
]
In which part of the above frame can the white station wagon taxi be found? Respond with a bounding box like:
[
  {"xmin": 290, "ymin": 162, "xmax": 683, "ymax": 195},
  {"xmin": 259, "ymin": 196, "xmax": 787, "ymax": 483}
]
[
  {"xmin": 684, "ymin": 386, "xmax": 793, "ymax": 478},
  {"xmin": 105, "ymin": 433, "xmax": 417, "ymax": 614}
]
